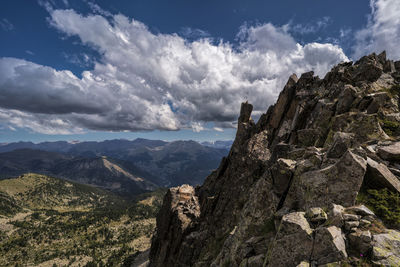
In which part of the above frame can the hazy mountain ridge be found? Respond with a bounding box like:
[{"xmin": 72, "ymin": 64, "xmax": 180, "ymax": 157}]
[
  {"xmin": 0, "ymin": 149, "xmax": 154, "ymax": 196},
  {"xmin": 0, "ymin": 139, "xmax": 231, "ymax": 193},
  {"xmin": 200, "ymin": 140, "xmax": 233, "ymax": 149},
  {"xmin": 0, "ymin": 138, "xmax": 229, "ymax": 155}
]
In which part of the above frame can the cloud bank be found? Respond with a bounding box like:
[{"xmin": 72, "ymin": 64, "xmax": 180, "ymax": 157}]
[
  {"xmin": 353, "ymin": 0, "xmax": 400, "ymax": 60},
  {"xmin": 5, "ymin": 0, "xmax": 398, "ymax": 134}
]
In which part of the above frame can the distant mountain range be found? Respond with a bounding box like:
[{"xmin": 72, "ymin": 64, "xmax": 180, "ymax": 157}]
[
  {"xmin": 200, "ymin": 140, "xmax": 233, "ymax": 149},
  {"xmin": 0, "ymin": 139, "xmax": 232, "ymax": 195}
]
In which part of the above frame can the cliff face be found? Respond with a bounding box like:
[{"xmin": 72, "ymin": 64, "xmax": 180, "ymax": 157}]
[{"xmin": 149, "ymin": 52, "xmax": 400, "ymax": 267}]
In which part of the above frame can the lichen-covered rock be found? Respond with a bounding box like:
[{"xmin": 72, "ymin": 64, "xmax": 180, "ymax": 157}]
[
  {"xmin": 331, "ymin": 113, "xmax": 389, "ymax": 143},
  {"xmin": 372, "ymin": 230, "xmax": 400, "ymax": 266},
  {"xmin": 352, "ymin": 52, "xmax": 384, "ymax": 82},
  {"xmin": 210, "ymin": 174, "xmax": 278, "ymax": 266},
  {"xmin": 306, "ymin": 207, "xmax": 327, "ymax": 224}
]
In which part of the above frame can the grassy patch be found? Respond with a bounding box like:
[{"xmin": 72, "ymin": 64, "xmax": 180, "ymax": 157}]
[
  {"xmin": 384, "ymin": 84, "xmax": 400, "ymax": 98},
  {"xmin": 357, "ymin": 188, "xmax": 400, "ymax": 229},
  {"xmin": 379, "ymin": 119, "xmax": 399, "ymax": 136}
]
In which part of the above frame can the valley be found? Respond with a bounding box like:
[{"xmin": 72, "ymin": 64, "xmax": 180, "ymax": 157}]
[{"xmin": 0, "ymin": 173, "xmax": 166, "ymax": 266}]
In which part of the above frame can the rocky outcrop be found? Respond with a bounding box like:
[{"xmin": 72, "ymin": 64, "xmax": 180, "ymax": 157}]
[
  {"xmin": 149, "ymin": 52, "xmax": 400, "ymax": 266},
  {"xmin": 149, "ymin": 185, "xmax": 200, "ymax": 267}
]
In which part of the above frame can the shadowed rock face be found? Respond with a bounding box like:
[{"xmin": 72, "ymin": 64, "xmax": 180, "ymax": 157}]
[
  {"xmin": 149, "ymin": 185, "xmax": 200, "ymax": 267},
  {"xmin": 149, "ymin": 52, "xmax": 400, "ymax": 267}
]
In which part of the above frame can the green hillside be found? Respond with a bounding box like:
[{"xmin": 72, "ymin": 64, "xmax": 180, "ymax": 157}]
[
  {"xmin": 0, "ymin": 173, "xmax": 166, "ymax": 266},
  {"xmin": 0, "ymin": 173, "xmax": 124, "ymax": 213}
]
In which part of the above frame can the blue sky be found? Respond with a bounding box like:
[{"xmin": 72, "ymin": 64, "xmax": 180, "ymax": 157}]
[{"xmin": 0, "ymin": 0, "xmax": 399, "ymax": 143}]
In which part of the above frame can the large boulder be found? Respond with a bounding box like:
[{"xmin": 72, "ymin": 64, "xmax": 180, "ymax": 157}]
[
  {"xmin": 312, "ymin": 226, "xmax": 348, "ymax": 265},
  {"xmin": 267, "ymin": 212, "xmax": 314, "ymax": 267},
  {"xmin": 365, "ymin": 157, "xmax": 400, "ymax": 193},
  {"xmin": 336, "ymin": 85, "xmax": 357, "ymax": 114},
  {"xmin": 377, "ymin": 142, "xmax": 400, "ymax": 161},
  {"xmin": 271, "ymin": 158, "xmax": 296, "ymax": 196},
  {"xmin": 366, "ymin": 92, "xmax": 391, "ymax": 114},
  {"xmin": 331, "ymin": 113, "xmax": 389, "ymax": 143},
  {"xmin": 326, "ymin": 132, "xmax": 354, "ymax": 158},
  {"xmin": 283, "ymin": 150, "xmax": 367, "ymax": 210},
  {"xmin": 348, "ymin": 230, "xmax": 372, "ymax": 255},
  {"xmin": 345, "ymin": 205, "xmax": 376, "ymax": 217}
]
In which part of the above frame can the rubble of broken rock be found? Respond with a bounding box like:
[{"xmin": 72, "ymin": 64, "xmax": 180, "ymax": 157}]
[{"xmin": 149, "ymin": 52, "xmax": 400, "ymax": 267}]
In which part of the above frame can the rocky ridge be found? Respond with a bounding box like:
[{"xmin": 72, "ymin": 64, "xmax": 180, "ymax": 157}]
[{"xmin": 149, "ymin": 52, "xmax": 400, "ymax": 267}]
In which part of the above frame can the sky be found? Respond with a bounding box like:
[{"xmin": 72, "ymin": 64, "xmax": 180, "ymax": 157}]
[{"xmin": 0, "ymin": 0, "xmax": 400, "ymax": 143}]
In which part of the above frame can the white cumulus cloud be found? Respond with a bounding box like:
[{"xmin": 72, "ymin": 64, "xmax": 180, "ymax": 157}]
[
  {"xmin": 0, "ymin": 8, "xmax": 349, "ymax": 134},
  {"xmin": 353, "ymin": 0, "xmax": 400, "ymax": 60}
]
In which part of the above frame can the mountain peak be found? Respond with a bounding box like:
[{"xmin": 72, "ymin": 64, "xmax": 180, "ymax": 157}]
[{"xmin": 150, "ymin": 53, "xmax": 400, "ymax": 267}]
